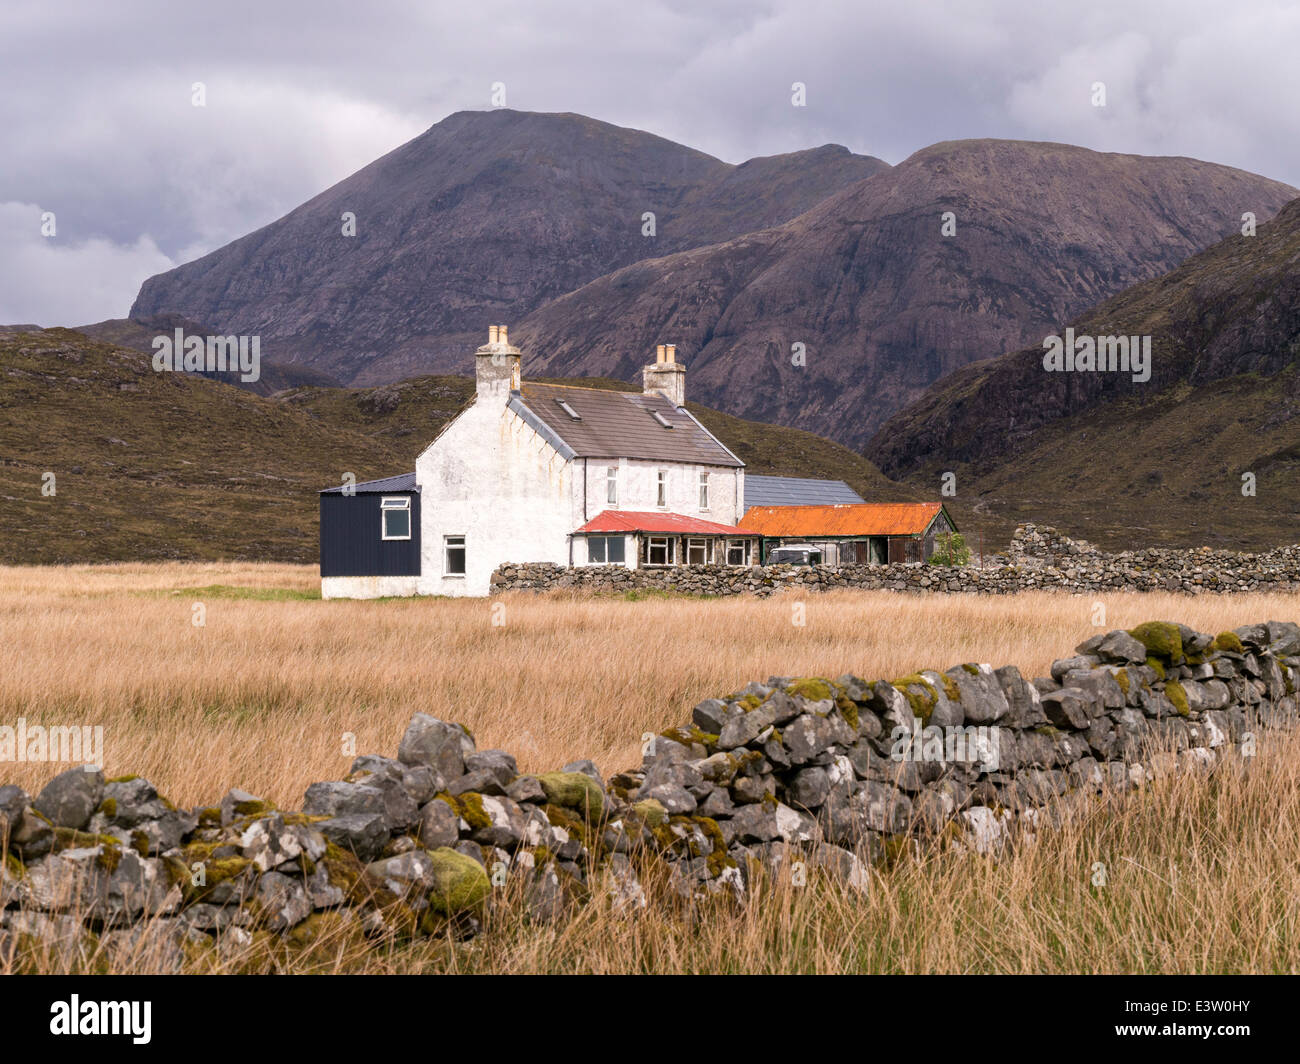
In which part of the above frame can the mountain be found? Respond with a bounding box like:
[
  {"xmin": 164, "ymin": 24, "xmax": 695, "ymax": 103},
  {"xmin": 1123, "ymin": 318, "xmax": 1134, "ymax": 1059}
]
[
  {"xmin": 0, "ymin": 329, "xmax": 917, "ymax": 565},
  {"xmin": 131, "ymin": 110, "xmax": 888, "ymax": 386},
  {"xmin": 865, "ymin": 198, "xmax": 1300, "ymax": 551},
  {"xmin": 515, "ymin": 139, "xmax": 1298, "ymax": 448}
]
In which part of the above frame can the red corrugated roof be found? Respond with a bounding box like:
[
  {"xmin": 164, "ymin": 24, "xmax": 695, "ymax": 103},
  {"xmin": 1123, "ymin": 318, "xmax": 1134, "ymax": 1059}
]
[
  {"xmin": 738, "ymin": 502, "xmax": 946, "ymax": 537},
  {"xmin": 575, "ymin": 510, "xmax": 757, "ymax": 536}
]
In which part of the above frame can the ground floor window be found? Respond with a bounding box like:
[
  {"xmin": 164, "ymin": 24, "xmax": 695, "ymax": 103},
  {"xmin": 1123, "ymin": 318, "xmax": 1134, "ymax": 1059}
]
[
  {"xmin": 587, "ymin": 535, "xmax": 626, "ymax": 565},
  {"xmin": 380, "ymin": 496, "xmax": 411, "ymax": 540},
  {"xmin": 726, "ymin": 539, "xmax": 749, "ymax": 565},
  {"xmin": 647, "ymin": 536, "xmax": 673, "ymax": 565},
  {"xmin": 444, "ymin": 535, "xmax": 466, "ymax": 575},
  {"xmin": 686, "ymin": 538, "xmax": 709, "ymax": 565}
]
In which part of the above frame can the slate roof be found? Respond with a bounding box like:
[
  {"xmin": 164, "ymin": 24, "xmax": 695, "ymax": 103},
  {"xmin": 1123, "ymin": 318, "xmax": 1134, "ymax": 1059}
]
[
  {"xmin": 319, "ymin": 472, "xmax": 417, "ymax": 495},
  {"xmin": 511, "ymin": 383, "xmax": 742, "ymax": 467},
  {"xmin": 742, "ymin": 475, "xmax": 863, "ymax": 512},
  {"xmin": 575, "ymin": 510, "xmax": 756, "ymax": 536},
  {"xmin": 739, "ymin": 502, "xmax": 949, "ymax": 537}
]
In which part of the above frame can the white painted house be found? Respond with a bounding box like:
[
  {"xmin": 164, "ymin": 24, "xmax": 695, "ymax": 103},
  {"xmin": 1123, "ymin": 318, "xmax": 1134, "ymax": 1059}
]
[{"xmin": 320, "ymin": 327, "xmax": 759, "ymax": 598}]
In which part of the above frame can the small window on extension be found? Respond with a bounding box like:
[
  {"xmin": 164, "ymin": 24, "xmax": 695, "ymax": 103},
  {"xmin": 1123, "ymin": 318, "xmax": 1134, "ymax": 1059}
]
[{"xmin": 380, "ymin": 496, "xmax": 411, "ymax": 540}]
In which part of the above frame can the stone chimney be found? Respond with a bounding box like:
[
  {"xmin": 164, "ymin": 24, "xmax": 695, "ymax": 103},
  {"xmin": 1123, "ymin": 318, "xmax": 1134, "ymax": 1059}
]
[
  {"xmin": 475, "ymin": 324, "xmax": 521, "ymax": 404},
  {"xmin": 642, "ymin": 343, "xmax": 685, "ymax": 407}
]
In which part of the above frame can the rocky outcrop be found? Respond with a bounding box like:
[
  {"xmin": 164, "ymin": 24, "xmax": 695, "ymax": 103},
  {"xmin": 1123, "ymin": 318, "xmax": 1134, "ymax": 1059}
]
[
  {"xmin": 3, "ymin": 619, "xmax": 1297, "ymax": 968},
  {"xmin": 869, "ymin": 199, "xmax": 1300, "ymax": 482},
  {"xmin": 516, "ymin": 139, "xmax": 1296, "ymax": 447}
]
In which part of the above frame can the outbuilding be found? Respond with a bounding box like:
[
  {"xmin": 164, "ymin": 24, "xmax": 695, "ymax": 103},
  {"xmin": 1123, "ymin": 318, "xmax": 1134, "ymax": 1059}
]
[{"xmin": 738, "ymin": 502, "xmax": 958, "ymax": 565}]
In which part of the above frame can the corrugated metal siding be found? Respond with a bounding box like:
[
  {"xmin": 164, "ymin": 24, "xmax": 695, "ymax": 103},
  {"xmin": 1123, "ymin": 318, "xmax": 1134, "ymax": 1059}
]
[
  {"xmin": 739, "ymin": 502, "xmax": 946, "ymax": 537},
  {"xmin": 576, "ymin": 509, "xmax": 755, "ymax": 535},
  {"xmin": 742, "ymin": 475, "xmax": 863, "ymax": 511},
  {"xmin": 319, "ymin": 491, "xmax": 421, "ymax": 577},
  {"xmin": 319, "ymin": 472, "xmax": 417, "ymax": 495}
]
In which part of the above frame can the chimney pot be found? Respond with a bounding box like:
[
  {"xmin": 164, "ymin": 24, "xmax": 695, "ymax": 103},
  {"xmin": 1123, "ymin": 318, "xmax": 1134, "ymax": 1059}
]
[
  {"xmin": 489, "ymin": 325, "xmax": 499, "ymax": 344},
  {"xmin": 499, "ymin": 324, "xmax": 508, "ymax": 344},
  {"xmin": 643, "ymin": 343, "xmax": 685, "ymax": 406}
]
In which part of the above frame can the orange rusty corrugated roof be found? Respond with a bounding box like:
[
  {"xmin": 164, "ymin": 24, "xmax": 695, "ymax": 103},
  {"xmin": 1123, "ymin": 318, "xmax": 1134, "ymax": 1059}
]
[
  {"xmin": 738, "ymin": 502, "xmax": 947, "ymax": 537},
  {"xmin": 576, "ymin": 510, "xmax": 757, "ymax": 536}
]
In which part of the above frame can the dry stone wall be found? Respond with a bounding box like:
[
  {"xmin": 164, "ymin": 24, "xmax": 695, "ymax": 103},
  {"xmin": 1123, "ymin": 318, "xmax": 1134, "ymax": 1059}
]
[
  {"xmin": 2, "ymin": 618, "xmax": 1298, "ymax": 968},
  {"xmin": 491, "ymin": 526, "xmax": 1300, "ymax": 596}
]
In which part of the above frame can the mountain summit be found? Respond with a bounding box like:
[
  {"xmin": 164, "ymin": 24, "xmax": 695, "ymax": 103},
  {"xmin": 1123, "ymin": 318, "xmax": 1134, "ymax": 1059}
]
[
  {"xmin": 130, "ymin": 113, "xmax": 1295, "ymax": 447},
  {"xmin": 131, "ymin": 109, "xmax": 887, "ymax": 385}
]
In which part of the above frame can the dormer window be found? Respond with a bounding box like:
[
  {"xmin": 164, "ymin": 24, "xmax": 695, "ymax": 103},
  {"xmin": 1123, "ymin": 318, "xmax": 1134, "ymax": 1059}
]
[
  {"xmin": 556, "ymin": 399, "xmax": 581, "ymax": 420},
  {"xmin": 651, "ymin": 411, "xmax": 673, "ymax": 429}
]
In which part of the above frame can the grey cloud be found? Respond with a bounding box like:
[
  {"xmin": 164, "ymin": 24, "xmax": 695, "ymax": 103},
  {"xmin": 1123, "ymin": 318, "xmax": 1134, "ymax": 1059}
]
[{"xmin": 2, "ymin": 0, "xmax": 1298, "ymax": 325}]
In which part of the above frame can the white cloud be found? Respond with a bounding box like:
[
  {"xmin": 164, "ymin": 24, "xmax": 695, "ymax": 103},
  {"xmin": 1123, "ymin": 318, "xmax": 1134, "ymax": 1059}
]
[{"xmin": 0, "ymin": 202, "xmax": 175, "ymax": 326}]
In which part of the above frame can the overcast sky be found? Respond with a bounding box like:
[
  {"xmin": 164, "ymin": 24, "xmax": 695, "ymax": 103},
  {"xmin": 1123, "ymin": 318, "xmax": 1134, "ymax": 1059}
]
[{"xmin": 4, "ymin": 0, "xmax": 1299, "ymax": 325}]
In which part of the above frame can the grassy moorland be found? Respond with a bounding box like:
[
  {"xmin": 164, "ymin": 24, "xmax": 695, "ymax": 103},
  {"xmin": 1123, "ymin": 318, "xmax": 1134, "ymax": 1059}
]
[
  {"xmin": 2, "ymin": 564, "xmax": 1298, "ymax": 974},
  {"xmin": 0, "ymin": 329, "xmax": 918, "ymax": 566}
]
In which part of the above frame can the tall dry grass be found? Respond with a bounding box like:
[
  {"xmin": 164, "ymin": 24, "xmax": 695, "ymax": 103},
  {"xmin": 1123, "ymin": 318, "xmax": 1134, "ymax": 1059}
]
[
  {"xmin": 2, "ymin": 562, "xmax": 1297, "ymax": 809},
  {"xmin": 2, "ymin": 563, "xmax": 1299, "ymax": 974}
]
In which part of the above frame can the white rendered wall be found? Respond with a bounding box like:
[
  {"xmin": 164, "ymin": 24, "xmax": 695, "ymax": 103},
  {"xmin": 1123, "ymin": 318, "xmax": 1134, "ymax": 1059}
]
[
  {"xmin": 321, "ymin": 575, "xmax": 421, "ymax": 600},
  {"xmin": 416, "ymin": 401, "xmax": 573, "ymax": 597},
  {"xmin": 572, "ymin": 458, "xmax": 742, "ymax": 527}
]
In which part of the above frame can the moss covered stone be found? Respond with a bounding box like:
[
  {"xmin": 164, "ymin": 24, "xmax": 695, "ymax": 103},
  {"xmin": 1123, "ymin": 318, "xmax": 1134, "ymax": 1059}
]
[
  {"xmin": 95, "ymin": 844, "xmax": 122, "ymax": 874},
  {"xmin": 890, "ymin": 674, "xmax": 939, "ymax": 722},
  {"xmin": 454, "ymin": 792, "xmax": 493, "ymax": 831},
  {"xmin": 203, "ymin": 857, "xmax": 251, "ymax": 885},
  {"xmin": 231, "ymin": 797, "xmax": 275, "ymax": 819},
  {"xmin": 629, "ymin": 798, "xmax": 668, "ymax": 828},
  {"xmin": 660, "ymin": 725, "xmax": 719, "ymax": 748},
  {"xmin": 1145, "ymin": 657, "xmax": 1167, "ymax": 680},
  {"xmin": 1213, "ymin": 631, "xmax": 1246, "ymax": 654},
  {"xmin": 833, "ymin": 695, "xmax": 860, "ymax": 731},
  {"xmin": 426, "ymin": 847, "xmax": 491, "ymax": 915},
  {"xmin": 52, "ymin": 827, "xmax": 123, "ymax": 871},
  {"xmin": 1129, "ymin": 621, "xmax": 1184, "ymax": 663},
  {"xmin": 543, "ymin": 802, "xmax": 588, "ymax": 843},
  {"xmin": 319, "ymin": 842, "xmax": 368, "ymax": 901},
  {"xmin": 1165, "ymin": 681, "xmax": 1190, "ymax": 717},
  {"xmin": 536, "ymin": 771, "xmax": 604, "ymax": 820},
  {"xmin": 786, "ymin": 678, "xmax": 833, "ymax": 702},
  {"xmin": 430, "ymin": 791, "xmax": 489, "ymax": 831}
]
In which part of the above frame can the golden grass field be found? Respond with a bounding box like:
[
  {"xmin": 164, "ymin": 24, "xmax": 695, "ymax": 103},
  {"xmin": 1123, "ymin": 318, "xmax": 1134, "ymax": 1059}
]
[{"xmin": 3, "ymin": 562, "xmax": 1299, "ymax": 973}]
